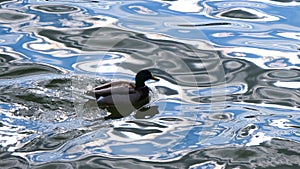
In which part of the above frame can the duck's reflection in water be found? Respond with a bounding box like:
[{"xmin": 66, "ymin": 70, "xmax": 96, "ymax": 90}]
[
  {"xmin": 103, "ymin": 104, "xmax": 159, "ymax": 120},
  {"xmin": 134, "ymin": 106, "xmax": 159, "ymax": 119},
  {"xmin": 83, "ymin": 95, "xmax": 159, "ymax": 120}
]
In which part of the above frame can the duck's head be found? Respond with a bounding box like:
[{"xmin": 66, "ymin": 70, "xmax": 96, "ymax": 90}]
[{"xmin": 135, "ymin": 69, "xmax": 159, "ymax": 88}]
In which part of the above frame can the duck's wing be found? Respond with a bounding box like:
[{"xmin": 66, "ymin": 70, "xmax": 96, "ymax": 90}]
[
  {"xmin": 94, "ymin": 82, "xmax": 136, "ymax": 97},
  {"xmin": 94, "ymin": 81, "xmax": 129, "ymax": 90}
]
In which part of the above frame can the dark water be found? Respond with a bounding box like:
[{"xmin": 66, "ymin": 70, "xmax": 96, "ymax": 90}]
[{"xmin": 0, "ymin": 0, "xmax": 300, "ymax": 168}]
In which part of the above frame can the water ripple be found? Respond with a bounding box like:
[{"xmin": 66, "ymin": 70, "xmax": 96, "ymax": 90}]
[
  {"xmin": 216, "ymin": 8, "xmax": 280, "ymax": 21},
  {"xmin": 32, "ymin": 5, "xmax": 80, "ymax": 14},
  {"xmin": 0, "ymin": 0, "xmax": 299, "ymax": 168}
]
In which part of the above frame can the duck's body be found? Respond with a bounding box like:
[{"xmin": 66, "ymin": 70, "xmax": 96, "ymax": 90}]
[
  {"xmin": 91, "ymin": 70, "xmax": 159, "ymax": 119},
  {"xmin": 94, "ymin": 81, "xmax": 150, "ymax": 106}
]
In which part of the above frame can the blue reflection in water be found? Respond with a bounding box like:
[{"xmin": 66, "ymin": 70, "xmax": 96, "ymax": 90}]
[{"xmin": 0, "ymin": 0, "xmax": 299, "ymax": 168}]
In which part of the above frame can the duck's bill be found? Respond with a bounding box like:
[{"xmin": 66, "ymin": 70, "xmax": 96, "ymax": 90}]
[{"xmin": 151, "ymin": 76, "xmax": 160, "ymax": 81}]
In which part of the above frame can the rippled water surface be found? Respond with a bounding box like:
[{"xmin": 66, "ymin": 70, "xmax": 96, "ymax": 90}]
[{"xmin": 0, "ymin": 0, "xmax": 300, "ymax": 168}]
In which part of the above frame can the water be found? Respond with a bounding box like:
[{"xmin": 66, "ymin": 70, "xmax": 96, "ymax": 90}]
[{"xmin": 0, "ymin": 0, "xmax": 300, "ymax": 168}]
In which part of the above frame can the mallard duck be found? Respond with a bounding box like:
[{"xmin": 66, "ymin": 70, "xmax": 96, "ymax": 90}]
[{"xmin": 91, "ymin": 70, "xmax": 159, "ymax": 119}]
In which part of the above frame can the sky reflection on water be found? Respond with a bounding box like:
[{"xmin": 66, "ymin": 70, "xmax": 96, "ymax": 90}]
[{"xmin": 0, "ymin": 0, "xmax": 300, "ymax": 168}]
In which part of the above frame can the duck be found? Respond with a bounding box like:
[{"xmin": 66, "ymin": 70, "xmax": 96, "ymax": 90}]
[{"xmin": 90, "ymin": 69, "xmax": 159, "ymax": 119}]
